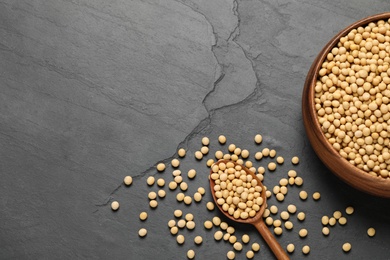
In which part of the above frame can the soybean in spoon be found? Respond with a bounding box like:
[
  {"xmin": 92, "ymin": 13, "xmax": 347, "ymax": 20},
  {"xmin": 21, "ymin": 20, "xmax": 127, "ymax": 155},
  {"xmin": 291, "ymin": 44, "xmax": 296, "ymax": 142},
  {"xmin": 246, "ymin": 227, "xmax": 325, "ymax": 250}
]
[{"xmin": 210, "ymin": 159, "xmax": 289, "ymax": 260}]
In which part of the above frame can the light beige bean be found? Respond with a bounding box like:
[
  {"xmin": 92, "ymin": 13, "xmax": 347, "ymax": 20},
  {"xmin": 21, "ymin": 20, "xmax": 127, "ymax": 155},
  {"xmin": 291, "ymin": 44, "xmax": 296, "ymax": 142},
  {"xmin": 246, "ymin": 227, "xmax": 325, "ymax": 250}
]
[
  {"xmin": 187, "ymin": 249, "xmax": 195, "ymax": 259},
  {"xmin": 194, "ymin": 235, "xmax": 203, "ymax": 245},
  {"xmin": 322, "ymin": 227, "xmax": 330, "ymax": 236},
  {"xmin": 138, "ymin": 228, "xmax": 147, "ymax": 237},
  {"xmin": 178, "ymin": 148, "xmax": 186, "ymax": 157},
  {"xmin": 286, "ymin": 243, "xmax": 295, "ymax": 253},
  {"xmin": 252, "ymin": 242, "xmax": 260, "ymax": 252},
  {"xmin": 171, "ymin": 159, "xmax": 180, "ymax": 168},
  {"xmin": 291, "ymin": 156, "xmax": 299, "ymax": 165},
  {"xmin": 218, "ymin": 135, "xmax": 227, "ymax": 144},
  {"xmin": 139, "ymin": 212, "xmax": 148, "ymax": 221},
  {"xmin": 170, "ymin": 226, "xmax": 178, "ymax": 235},
  {"xmin": 299, "ymin": 228, "xmax": 308, "ymax": 238},
  {"xmin": 111, "ymin": 201, "xmax": 119, "ymax": 211},
  {"xmin": 346, "ymin": 206, "xmax": 354, "ymax": 215},
  {"xmin": 302, "ymin": 245, "xmax": 310, "ymax": 254},
  {"xmin": 202, "ymin": 137, "xmax": 210, "ymax": 146},
  {"xmin": 297, "ymin": 212, "xmax": 305, "ymax": 221},
  {"xmin": 342, "ymin": 242, "xmax": 351, "ymax": 252},
  {"xmin": 124, "ymin": 176, "xmax": 133, "ymax": 186},
  {"xmin": 214, "ymin": 230, "xmax": 223, "ymax": 241},
  {"xmin": 204, "ymin": 220, "xmax": 213, "ymax": 229},
  {"xmin": 367, "ymin": 227, "xmax": 376, "ymax": 237},
  {"xmin": 254, "ymin": 134, "xmax": 263, "ymax": 144},
  {"xmin": 177, "ymin": 234, "xmax": 185, "ymax": 244},
  {"xmin": 227, "ymin": 251, "xmax": 235, "ymax": 260},
  {"xmin": 157, "ymin": 163, "xmax": 165, "ymax": 172},
  {"xmin": 147, "ymin": 176, "xmax": 155, "ymax": 186}
]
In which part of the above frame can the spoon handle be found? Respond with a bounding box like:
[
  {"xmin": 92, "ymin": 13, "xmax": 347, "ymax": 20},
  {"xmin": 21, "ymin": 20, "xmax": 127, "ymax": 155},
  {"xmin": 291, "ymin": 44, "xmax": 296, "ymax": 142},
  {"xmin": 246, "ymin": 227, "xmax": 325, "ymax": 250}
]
[{"xmin": 253, "ymin": 220, "xmax": 290, "ymax": 260}]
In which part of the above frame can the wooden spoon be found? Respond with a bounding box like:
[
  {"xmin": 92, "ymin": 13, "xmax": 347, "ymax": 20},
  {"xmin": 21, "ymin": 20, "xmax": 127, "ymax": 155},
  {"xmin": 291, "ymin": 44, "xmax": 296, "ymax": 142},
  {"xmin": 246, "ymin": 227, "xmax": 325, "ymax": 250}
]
[{"xmin": 210, "ymin": 159, "xmax": 289, "ymax": 260}]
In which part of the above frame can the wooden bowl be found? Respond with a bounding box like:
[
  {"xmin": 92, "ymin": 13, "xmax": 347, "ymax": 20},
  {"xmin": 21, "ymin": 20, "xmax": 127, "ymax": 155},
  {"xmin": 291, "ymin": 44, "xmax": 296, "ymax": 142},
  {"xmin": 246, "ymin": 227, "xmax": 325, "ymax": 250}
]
[{"xmin": 302, "ymin": 12, "xmax": 390, "ymax": 198}]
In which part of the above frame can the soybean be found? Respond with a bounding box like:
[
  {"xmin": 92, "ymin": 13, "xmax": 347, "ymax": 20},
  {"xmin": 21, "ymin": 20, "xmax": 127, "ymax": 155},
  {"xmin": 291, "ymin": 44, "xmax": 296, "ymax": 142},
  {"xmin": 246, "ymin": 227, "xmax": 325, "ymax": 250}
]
[
  {"xmin": 148, "ymin": 191, "xmax": 157, "ymax": 200},
  {"xmin": 187, "ymin": 249, "xmax": 195, "ymax": 259},
  {"xmin": 202, "ymin": 137, "xmax": 210, "ymax": 146},
  {"xmin": 157, "ymin": 178, "xmax": 165, "ymax": 187},
  {"xmin": 214, "ymin": 230, "xmax": 223, "ymax": 240},
  {"xmin": 124, "ymin": 176, "xmax": 133, "ymax": 186},
  {"xmin": 367, "ymin": 227, "xmax": 376, "ymax": 237},
  {"xmin": 201, "ymin": 146, "xmax": 209, "ymax": 155},
  {"xmin": 194, "ymin": 151, "xmax": 203, "ymax": 160},
  {"xmin": 229, "ymin": 235, "xmax": 237, "ymax": 244},
  {"xmin": 178, "ymin": 148, "xmax": 186, "ymax": 157},
  {"xmin": 170, "ymin": 226, "xmax": 178, "ymax": 235},
  {"xmin": 158, "ymin": 189, "xmax": 166, "ymax": 198},
  {"xmin": 157, "ymin": 163, "xmax": 166, "ymax": 172},
  {"xmin": 194, "ymin": 192, "xmax": 202, "ymax": 202},
  {"xmin": 177, "ymin": 234, "xmax": 185, "ymax": 244},
  {"xmin": 233, "ymin": 242, "xmax": 243, "ymax": 251},
  {"xmin": 312, "ymin": 192, "xmax": 321, "ymax": 200},
  {"xmin": 246, "ymin": 250, "xmax": 254, "ymax": 259},
  {"xmin": 169, "ymin": 181, "xmax": 178, "ymax": 190},
  {"xmin": 168, "ymin": 220, "xmax": 176, "ymax": 228},
  {"xmin": 287, "ymin": 243, "xmax": 295, "ymax": 253},
  {"xmin": 297, "ymin": 212, "xmax": 306, "ymax": 221},
  {"xmin": 287, "ymin": 204, "xmax": 297, "ymax": 214},
  {"xmin": 342, "ymin": 242, "xmax": 351, "ymax": 252},
  {"xmin": 315, "ymin": 21, "xmax": 390, "ymax": 178},
  {"xmin": 149, "ymin": 200, "xmax": 158, "ymax": 208},
  {"xmin": 252, "ymin": 242, "xmax": 260, "ymax": 252},
  {"xmin": 322, "ymin": 227, "xmax": 330, "ymax": 236},
  {"xmin": 242, "ymin": 234, "xmax": 250, "ymax": 244},
  {"xmin": 111, "ymin": 201, "xmax": 119, "ymax": 211},
  {"xmin": 285, "ymin": 221, "xmax": 293, "ymax": 230},
  {"xmin": 147, "ymin": 176, "xmax": 155, "ymax": 186},
  {"xmin": 212, "ymin": 216, "xmax": 221, "ymax": 226},
  {"xmin": 186, "ymin": 221, "xmax": 195, "ymax": 230},
  {"xmin": 194, "ymin": 236, "xmax": 203, "ymax": 245},
  {"xmin": 184, "ymin": 196, "xmax": 192, "ymax": 205},
  {"xmin": 177, "ymin": 219, "xmax": 186, "ymax": 228},
  {"xmin": 138, "ymin": 228, "xmax": 147, "ymax": 237},
  {"xmin": 299, "ymin": 228, "xmax": 308, "ymax": 238},
  {"xmin": 198, "ymin": 187, "xmax": 206, "ymax": 195},
  {"xmin": 174, "ymin": 210, "xmax": 183, "ymax": 218},
  {"xmin": 180, "ymin": 182, "xmax": 188, "ymax": 191},
  {"xmin": 227, "ymin": 251, "xmax": 235, "ymax": 260},
  {"xmin": 268, "ymin": 162, "xmax": 277, "ymax": 171},
  {"xmin": 302, "ymin": 245, "xmax": 310, "ymax": 255},
  {"xmin": 339, "ymin": 217, "xmax": 347, "ymax": 225},
  {"xmin": 218, "ymin": 135, "xmax": 227, "ymax": 144},
  {"xmin": 187, "ymin": 169, "xmax": 196, "ymax": 179},
  {"xmin": 291, "ymin": 156, "xmax": 299, "ymax": 165},
  {"xmin": 139, "ymin": 212, "xmax": 148, "ymax": 221},
  {"xmin": 254, "ymin": 134, "xmax": 263, "ymax": 144},
  {"xmin": 204, "ymin": 220, "xmax": 213, "ymax": 229},
  {"xmin": 171, "ymin": 159, "xmax": 180, "ymax": 168},
  {"xmin": 206, "ymin": 202, "xmax": 215, "ymax": 211},
  {"xmin": 346, "ymin": 206, "xmax": 354, "ymax": 215}
]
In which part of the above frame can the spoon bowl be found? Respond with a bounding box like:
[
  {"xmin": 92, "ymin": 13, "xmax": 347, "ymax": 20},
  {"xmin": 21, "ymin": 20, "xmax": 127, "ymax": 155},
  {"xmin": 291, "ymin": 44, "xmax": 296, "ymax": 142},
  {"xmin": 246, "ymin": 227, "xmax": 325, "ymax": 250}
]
[{"xmin": 210, "ymin": 160, "xmax": 289, "ymax": 260}]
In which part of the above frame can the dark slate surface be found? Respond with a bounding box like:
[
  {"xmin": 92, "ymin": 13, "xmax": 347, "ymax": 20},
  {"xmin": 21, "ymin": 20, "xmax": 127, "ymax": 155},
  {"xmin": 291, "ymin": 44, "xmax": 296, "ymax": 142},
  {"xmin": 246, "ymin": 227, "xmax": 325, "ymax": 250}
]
[{"xmin": 1, "ymin": 0, "xmax": 390, "ymax": 259}]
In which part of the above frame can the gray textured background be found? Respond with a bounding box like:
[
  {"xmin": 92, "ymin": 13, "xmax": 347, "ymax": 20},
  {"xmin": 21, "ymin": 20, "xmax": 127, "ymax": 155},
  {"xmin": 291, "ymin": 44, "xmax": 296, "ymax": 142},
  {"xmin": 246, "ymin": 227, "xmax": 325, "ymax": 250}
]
[{"xmin": 1, "ymin": 0, "xmax": 390, "ymax": 259}]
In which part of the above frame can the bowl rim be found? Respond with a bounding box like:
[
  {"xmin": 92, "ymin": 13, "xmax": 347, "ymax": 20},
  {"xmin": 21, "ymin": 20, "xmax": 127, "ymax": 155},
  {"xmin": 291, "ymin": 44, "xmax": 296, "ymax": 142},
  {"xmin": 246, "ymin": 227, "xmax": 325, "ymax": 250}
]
[{"xmin": 302, "ymin": 12, "xmax": 390, "ymax": 198}]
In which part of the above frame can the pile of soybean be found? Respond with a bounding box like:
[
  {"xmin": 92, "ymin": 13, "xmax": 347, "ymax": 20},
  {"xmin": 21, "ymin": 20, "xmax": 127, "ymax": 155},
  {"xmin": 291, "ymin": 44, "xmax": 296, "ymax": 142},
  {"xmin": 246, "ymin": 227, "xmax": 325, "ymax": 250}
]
[
  {"xmin": 315, "ymin": 18, "xmax": 390, "ymax": 178},
  {"xmin": 111, "ymin": 134, "xmax": 376, "ymax": 259}
]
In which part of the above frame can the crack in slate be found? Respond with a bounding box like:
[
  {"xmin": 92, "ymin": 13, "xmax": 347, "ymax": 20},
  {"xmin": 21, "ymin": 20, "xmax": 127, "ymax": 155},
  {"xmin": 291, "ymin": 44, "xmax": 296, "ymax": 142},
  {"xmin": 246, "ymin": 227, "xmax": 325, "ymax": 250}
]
[
  {"xmin": 94, "ymin": 183, "xmax": 122, "ymax": 207},
  {"xmin": 227, "ymin": 0, "xmax": 240, "ymax": 42},
  {"xmin": 96, "ymin": 0, "xmax": 264, "ymax": 208},
  {"xmin": 229, "ymin": 0, "xmax": 264, "ymax": 103}
]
